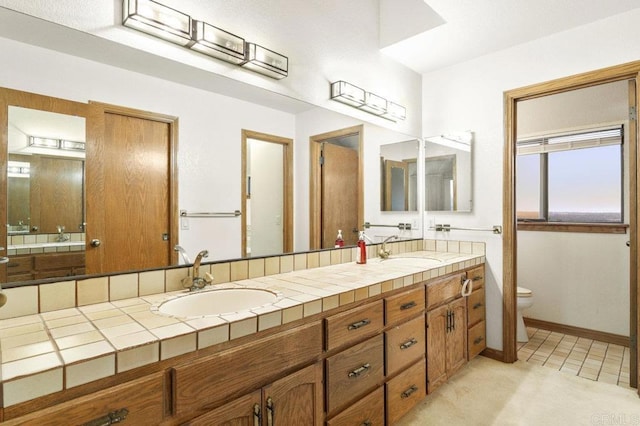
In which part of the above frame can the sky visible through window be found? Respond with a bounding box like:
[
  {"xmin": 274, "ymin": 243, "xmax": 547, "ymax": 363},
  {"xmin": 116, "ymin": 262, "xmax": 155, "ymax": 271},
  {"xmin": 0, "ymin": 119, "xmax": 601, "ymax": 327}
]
[{"xmin": 517, "ymin": 145, "xmax": 621, "ymax": 222}]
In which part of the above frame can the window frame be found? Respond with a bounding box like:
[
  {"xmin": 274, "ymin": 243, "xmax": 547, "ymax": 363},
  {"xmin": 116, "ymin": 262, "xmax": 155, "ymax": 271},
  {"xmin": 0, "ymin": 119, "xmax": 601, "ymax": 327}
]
[{"xmin": 516, "ymin": 126, "xmax": 627, "ymax": 234}]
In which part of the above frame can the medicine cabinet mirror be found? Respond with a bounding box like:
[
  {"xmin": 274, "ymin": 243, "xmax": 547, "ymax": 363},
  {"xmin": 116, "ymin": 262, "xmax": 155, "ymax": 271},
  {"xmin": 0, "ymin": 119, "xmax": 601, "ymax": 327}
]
[
  {"xmin": 424, "ymin": 132, "xmax": 473, "ymax": 212},
  {"xmin": 380, "ymin": 139, "xmax": 419, "ymax": 211}
]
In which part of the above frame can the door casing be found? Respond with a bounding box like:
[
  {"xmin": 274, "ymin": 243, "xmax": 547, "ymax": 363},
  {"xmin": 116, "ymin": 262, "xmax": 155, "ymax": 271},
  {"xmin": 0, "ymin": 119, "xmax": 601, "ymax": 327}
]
[{"xmin": 503, "ymin": 61, "xmax": 640, "ymax": 393}]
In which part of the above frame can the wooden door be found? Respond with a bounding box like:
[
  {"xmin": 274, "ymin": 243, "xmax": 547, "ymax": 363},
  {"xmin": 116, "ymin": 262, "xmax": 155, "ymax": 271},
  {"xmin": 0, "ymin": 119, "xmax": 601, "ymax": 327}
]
[
  {"xmin": 86, "ymin": 103, "xmax": 177, "ymax": 274},
  {"xmin": 262, "ymin": 362, "xmax": 323, "ymax": 426},
  {"xmin": 426, "ymin": 304, "xmax": 448, "ymax": 393},
  {"xmin": 321, "ymin": 143, "xmax": 359, "ymax": 247},
  {"xmin": 447, "ymin": 298, "xmax": 468, "ymax": 376},
  {"xmin": 185, "ymin": 390, "xmax": 261, "ymax": 426}
]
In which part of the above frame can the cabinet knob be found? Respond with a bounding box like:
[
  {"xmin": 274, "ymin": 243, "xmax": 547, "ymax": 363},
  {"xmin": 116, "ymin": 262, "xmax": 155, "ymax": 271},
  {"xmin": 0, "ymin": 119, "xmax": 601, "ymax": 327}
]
[
  {"xmin": 401, "ymin": 385, "xmax": 419, "ymax": 399},
  {"xmin": 90, "ymin": 239, "xmax": 101, "ymax": 248},
  {"xmin": 348, "ymin": 363, "xmax": 371, "ymax": 378},
  {"xmin": 348, "ymin": 319, "xmax": 371, "ymax": 330},
  {"xmin": 400, "ymin": 301, "xmax": 417, "ymax": 310}
]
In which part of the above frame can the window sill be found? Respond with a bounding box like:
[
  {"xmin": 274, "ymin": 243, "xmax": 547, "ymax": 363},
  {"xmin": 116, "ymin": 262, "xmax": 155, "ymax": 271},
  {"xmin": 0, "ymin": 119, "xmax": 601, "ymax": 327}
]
[{"xmin": 517, "ymin": 222, "xmax": 628, "ymax": 234}]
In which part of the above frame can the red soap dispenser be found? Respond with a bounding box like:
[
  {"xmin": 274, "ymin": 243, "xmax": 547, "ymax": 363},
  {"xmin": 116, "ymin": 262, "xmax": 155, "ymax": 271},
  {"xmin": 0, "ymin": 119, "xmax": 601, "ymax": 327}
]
[
  {"xmin": 356, "ymin": 231, "xmax": 367, "ymax": 264},
  {"xmin": 334, "ymin": 229, "xmax": 344, "ymax": 248}
]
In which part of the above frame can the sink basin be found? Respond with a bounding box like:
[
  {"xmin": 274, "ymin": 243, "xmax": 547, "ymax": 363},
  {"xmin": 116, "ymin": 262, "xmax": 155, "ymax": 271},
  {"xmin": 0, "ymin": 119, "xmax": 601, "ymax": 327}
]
[
  {"xmin": 370, "ymin": 256, "xmax": 444, "ymax": 267},
  {"xmin": 157, "ymin": 288, "xmax": 278, "ymax": 317}
]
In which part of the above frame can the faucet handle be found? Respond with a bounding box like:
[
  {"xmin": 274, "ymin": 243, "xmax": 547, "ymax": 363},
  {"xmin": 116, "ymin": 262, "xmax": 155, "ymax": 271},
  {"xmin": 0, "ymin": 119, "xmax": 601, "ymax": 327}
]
[{"xmin": 204, "ymin": 272, "xmax": 214, "ymax": 284}]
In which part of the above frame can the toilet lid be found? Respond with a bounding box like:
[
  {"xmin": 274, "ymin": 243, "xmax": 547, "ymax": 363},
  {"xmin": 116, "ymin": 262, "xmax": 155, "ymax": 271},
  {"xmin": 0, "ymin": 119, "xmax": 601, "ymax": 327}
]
[{"xmin": 517, "ymin": 286, "xmax": 532, "ymax": 297}]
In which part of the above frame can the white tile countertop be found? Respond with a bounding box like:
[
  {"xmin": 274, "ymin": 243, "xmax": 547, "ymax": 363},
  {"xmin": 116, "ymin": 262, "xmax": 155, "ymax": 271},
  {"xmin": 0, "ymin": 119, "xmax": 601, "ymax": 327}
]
[{"xmin": 0, "ymin": 249, "xmax": 484, "ymax": 407}]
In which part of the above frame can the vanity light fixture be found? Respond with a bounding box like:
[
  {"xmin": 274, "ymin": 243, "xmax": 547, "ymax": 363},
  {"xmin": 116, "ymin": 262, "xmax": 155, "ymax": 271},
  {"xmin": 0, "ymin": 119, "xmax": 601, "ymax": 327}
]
[
  {"xmin": 330, "ymin": 81, "xmax": 366, "ymax": 107},
  {"xmin": 28, "ymin": 137, "xmax": 86, "ymax": 152},
  {"xmin": 123, "ymin": 0, "xmax": 192, "ymax": 46},
  {"xmin": 242, "ymin": 43, "xmax": 289, "ymax": 79},
  {"xmin": 122, "ymin": 0, "xmax": 288, "ymax": 79},
  {"xmin": 190, "ymin": 20, "xmax": 246, "ymax": 64},
  {"xmin": 330, "ymin": 80, "xmax": 406, "ymax": 122}
]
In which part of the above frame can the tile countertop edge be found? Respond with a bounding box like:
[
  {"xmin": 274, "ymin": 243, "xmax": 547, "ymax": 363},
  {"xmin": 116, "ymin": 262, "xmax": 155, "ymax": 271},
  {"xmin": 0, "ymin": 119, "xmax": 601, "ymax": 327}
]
[{"xmin": 0, "ymin": 250, "xmax": 485, "ymax": 407}]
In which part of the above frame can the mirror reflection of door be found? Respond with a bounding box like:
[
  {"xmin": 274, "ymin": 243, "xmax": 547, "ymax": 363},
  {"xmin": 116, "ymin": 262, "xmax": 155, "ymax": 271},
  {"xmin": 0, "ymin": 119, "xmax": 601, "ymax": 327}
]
[
  {"xmin": 86, "ymin": 103, "xmax": 177, "ymax": 274},
  {"xmin": 309, "ymin": 126, "xmax": 362, "ymax": 249},
  {"xmin": 384, "ymin": 160, "xmax": 408, "ymax": 211},
  {"xmin": 241, "ymin": 130, "xmax": 292, "ymax": 257}
]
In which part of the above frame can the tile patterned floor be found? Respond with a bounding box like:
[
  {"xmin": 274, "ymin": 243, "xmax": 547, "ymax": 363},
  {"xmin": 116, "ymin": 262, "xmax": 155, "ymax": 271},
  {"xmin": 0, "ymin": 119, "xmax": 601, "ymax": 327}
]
[{"xmin": 517, "ymin": 327, "xmax": 631, "ymax": 388}]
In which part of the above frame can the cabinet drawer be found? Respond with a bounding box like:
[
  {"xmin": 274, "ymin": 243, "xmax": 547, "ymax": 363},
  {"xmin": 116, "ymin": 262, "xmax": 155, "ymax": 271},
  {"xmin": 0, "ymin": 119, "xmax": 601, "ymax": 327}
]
[
  {"xmin": 326, "ymin": 334, "xmax": 384, "ymax": 416},
  {"xmin": 385, "ymin": 315, "xmax": 425, "ymax": 376},
  {"xmin": 173, "ymin": 321, "xmax": 322, "ymax": 419},
  {"xmin": 7, "ymin": 256, "xmax": 32, "ymax": 273},
  {"xmin": 385, "ymin": 286, "xmax": 425, "ymax": 325},
  {"xmin": 427, "ymin": 273, "xmax": 464, "ymax": 310},
  {"xmin": 386, "ymin": 359, "xmax": 426, "ymax": 425},
  {"xmin": 466, "ymin": 265, "xmax": 485, "ymax": 290},
  {"xmin": 325, "ymin": 300, "xmax": 384, "ymax": 351},
  {"xmin": 467, "ymin": 287, "xmax": 485, "ymax": 327},
  {"xmin": 326, "ymin": 386, "xmax": 384, "ymax": 426},
  {"xmin": 3, "ymin": 373, "xmax": 165, "ymax": 426},
  {"xmin": 468, "ymin": 320, "xmax": 486, "ymax": 360}
]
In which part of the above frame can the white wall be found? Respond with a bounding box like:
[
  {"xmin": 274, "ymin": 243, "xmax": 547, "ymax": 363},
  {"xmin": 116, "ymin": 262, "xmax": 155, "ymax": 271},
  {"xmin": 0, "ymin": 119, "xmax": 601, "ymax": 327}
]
[{"xmin": 421, "ymin": 9, "xmax": 640, "ymax": 350}]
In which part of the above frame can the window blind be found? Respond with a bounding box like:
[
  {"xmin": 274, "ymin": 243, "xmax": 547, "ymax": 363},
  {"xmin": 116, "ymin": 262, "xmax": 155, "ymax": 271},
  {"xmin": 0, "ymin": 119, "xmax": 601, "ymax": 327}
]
[{"xmin": 517, "ymin": 126, "xmax": 622, "ymax": 156}]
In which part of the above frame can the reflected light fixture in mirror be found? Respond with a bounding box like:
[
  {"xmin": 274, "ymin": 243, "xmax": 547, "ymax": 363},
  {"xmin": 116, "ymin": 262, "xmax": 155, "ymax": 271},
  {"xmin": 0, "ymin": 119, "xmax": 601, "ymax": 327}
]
[
  {"xmin": 122, "ymin": 0, "xmax": 192, "ymax": 46},
  {"xmin": 330, "ymin": 80, "xmax": 406, "ymax": 122},
  {"xmin": 242, "ymin": 43, "xmax": 289, "ymax": 80},
  {"xmin": 190, "ymin": 20, "xmax": 246, "ymax": 64}
]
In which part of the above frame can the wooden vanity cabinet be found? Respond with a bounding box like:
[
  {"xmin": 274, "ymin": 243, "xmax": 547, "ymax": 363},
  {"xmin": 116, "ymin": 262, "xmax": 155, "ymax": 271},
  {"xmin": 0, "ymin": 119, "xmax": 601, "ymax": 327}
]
[
  {"xmin": 325, "ymin": 300, "xmax": 384, "ymax": 351},
  {"xmin": 172, "ymin": 322, "xmax": 322, "ymax": 421},
  {"xmin": 2, "ymin": 372, "xmax": 166, "ymax": 426},
  {"xmin": 385, "ymin": 314, "xmax": 425, "ymax": 376},
  {"xmin": 426, "ymin": 273, "xmax": 467, "ymax": 394},
  {"xmin": 7, "ymin": 252, "xmax": 85, "ymax": 282},
  {"xmin": 386, "ymin": 358, "xmax": 426, "ymax": 425},
  {"xmin": 466, "ymin": 265, "xmax": 486, "ymax": 360},
  {"xmin": 325, "ymin": 386, "xmax": 384, "ymax": 426},
  {"xmin": 185, "ymin": 362, "xmax": 323, "ymax": 426}
]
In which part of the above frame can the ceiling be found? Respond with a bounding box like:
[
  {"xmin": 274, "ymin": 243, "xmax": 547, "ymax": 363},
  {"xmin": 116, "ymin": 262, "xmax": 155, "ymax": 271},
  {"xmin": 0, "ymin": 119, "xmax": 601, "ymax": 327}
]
[{"xmin": 383, "ymin": 0, "xmax": 640, "ymax": 73}]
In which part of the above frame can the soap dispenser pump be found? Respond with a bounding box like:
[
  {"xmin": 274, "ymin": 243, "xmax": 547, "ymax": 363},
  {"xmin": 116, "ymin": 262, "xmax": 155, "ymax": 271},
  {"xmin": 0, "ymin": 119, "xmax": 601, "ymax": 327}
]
[
  {"xmin": 334, "ymin": 229, "xmax": 344, "ymax": 248},
  {"xmin": 356, "ymin": 231, "xmax": 367, "ymax": 264}
]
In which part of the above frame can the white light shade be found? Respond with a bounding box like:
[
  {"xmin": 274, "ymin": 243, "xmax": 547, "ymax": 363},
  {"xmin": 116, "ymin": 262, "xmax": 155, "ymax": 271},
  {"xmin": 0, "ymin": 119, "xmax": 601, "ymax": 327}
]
[
  {"xmin": 29, "ymin": 137, "xmax": 59, "ymax": 149},
  {"xmin": 242, "ymin": 43, "xmax": 288, "ymax": 79},
  {"xmin": 61, "ymin": 140, "xmax": 86, "ymax": 151},
  {"xmin": 330, "ymin": 81, "xmax": 366, "ymax": 107},
  {"xmin": 360, "ymin": 92, "xmax": 387, "ymax": 115},
  {"xmin": 123, "ymin": 0, "xmax": 192, "ymax": 46},
  {"xmin": 384, "ymin": 101, "xmax": 407, "ymax": 121},
  {"xmin": 190, "ymin": 20, "xmax": 246, "ymax": 64}
]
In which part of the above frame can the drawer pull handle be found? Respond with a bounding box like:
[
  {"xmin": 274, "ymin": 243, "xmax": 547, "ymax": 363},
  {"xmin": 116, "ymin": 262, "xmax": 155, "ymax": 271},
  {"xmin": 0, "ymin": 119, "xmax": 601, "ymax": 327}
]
[
  {"xmin": 362, "ymin": 421, "xmax": 372, "ymax": 426},
  {"xmin": 348, "ymin": 319, "xmax": 371, "ymax": 330},
  {"xmin": 400, "ymin": 301, "xmax": 417, "ymax": 310},
  {"xmin": 474, "ymin": 336, "xmax": 485, "ymax": 345},
  {"xmin": 401, "ymin": 385, "xmax": 418, "ymax": 399},
  {"xmin": 400, "ymin": 338, "xmax": 418, "ymax": 350},
  {"xmin": 83, "ymin": 408, "xmax": 129, "ymax": 426},
  {"xmin": 473, "ymin": 302, "xmax": 484, "ymax": 309},
  {"xmin": 472, "ymin": 276, "xmax": 483, "ymax": 281},
  {"xmin": 266, "ymin": 397, "xmax": 274, "ymax": 426},
  {"xmin": 253, "ymin": 403, "xmax": 261, "ymax": 426},
  {"xmin": 348, "ymin": 363, "xmax": 371, "ymax": 378}
]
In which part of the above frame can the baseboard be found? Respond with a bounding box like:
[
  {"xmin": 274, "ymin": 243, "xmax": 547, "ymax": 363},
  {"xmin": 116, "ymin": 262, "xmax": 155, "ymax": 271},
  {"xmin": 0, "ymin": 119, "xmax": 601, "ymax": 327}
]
[
  {"xmin": 480, "ymin": 347, "xmax": 506, "ymax": 362},
  {"xmin": 524, "ymin": 317, "xmax": 630, "ymax": 347}
]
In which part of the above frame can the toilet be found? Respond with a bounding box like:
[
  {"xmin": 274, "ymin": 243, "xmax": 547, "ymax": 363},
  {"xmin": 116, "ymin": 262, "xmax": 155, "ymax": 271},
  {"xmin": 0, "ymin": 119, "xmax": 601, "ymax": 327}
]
[{"xmin": 516, "ymin": 287, "xmax": 534, "ymax": 342}]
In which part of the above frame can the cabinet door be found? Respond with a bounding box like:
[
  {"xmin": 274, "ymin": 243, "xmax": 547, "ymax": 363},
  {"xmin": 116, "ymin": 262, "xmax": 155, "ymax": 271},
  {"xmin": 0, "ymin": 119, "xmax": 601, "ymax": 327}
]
[
  {"xmin": 426, "ymin": 304, "xmax": 447, "ymax": 393},
  {"xmin": 446, "ymin": 297, "xmax": 467, "ymax": 376},
  {"xmin": 262, "ymin": 362, "xmax": 323, "ymax": 426},
  {"xmin": 184, "ymin": 390, "xmax": 261, "ymax": 426}
]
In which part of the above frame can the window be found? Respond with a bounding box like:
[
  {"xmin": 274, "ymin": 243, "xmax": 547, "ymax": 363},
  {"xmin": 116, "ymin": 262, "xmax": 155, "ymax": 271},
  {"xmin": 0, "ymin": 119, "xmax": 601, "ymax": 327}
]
[{"xmin": 516, "ymin": 126, "xmax": 623, "ymax": 223}]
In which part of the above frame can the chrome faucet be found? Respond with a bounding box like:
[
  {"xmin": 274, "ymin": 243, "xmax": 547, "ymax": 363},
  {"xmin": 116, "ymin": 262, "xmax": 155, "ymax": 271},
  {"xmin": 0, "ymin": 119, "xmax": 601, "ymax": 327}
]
[
  {"xmin": 56, "ymin": 225, "xmax": 70, "ymax": 242},
  {"xmin": 174, "ymin": 245, "xmax": 191, "ymax": 264},
  {"xmin": 186, "ymin": 249, "xmax": 213, "ymax": 291},
  {"xmin": 379, "ymin": 235, "xmax": 398, "ymax": 259}
]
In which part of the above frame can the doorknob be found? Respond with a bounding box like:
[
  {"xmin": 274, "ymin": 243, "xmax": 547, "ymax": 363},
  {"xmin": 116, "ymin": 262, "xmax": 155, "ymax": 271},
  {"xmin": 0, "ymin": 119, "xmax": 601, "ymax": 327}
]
[{"xmin": 90, "ymin": 239, "xmax": 101, "ymax": 247}]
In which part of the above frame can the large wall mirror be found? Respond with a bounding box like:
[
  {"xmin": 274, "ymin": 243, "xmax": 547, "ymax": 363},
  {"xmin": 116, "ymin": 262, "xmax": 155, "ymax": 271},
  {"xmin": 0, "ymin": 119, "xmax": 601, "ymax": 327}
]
[
  {"xmin": 380, "ymin": 139, "xmax": 419, "ymax": 211},
  {"xmin": 424, "ymin": 132, "xmax": 473, "ymax": 212}
]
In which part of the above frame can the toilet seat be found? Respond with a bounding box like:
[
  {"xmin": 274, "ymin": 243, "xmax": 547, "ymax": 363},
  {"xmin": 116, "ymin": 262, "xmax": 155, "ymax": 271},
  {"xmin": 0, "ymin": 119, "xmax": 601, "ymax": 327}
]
[{"xmin": 517, "ymin": 287, "xmax": 532, "ymax": 297}]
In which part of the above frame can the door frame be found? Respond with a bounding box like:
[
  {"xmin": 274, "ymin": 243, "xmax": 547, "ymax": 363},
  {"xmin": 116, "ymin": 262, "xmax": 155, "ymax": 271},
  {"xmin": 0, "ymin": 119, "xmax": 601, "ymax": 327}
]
[
  {"xmin": 309, "ymin": 125, "xmax": 363, "ymax": 250},
  {"xmin": 86, "ymin": 102, "xmax": 179, "ymax": 271},
  {"xmin": 503, "ymin": 61, "xmax": 640, "ymax": 392},
  {"xmin": 241, "ymin": 130, "xmax": 293, "ymax": 256}
]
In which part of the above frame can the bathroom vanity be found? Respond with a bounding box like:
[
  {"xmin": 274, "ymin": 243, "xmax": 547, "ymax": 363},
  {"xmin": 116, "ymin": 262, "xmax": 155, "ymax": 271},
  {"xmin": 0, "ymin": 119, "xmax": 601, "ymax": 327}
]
[{"xmin": 0, "ymin": 242, "xmax": 485, "ymax": 425}]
